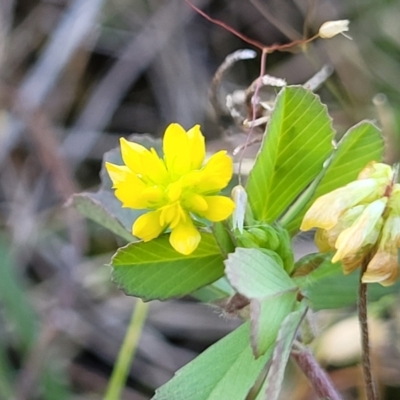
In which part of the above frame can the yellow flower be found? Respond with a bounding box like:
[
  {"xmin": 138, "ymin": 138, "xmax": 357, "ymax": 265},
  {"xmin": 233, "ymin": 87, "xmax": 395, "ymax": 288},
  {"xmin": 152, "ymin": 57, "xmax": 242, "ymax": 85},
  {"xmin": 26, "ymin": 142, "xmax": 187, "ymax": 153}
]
[
  {"xmin": 362, "ymin": 214, "xmax": 400, "ymax": 286},
  {"xmin": 106, "ymin": 123, "xmax": 235, "ymax": 255},
  {"xmin": 301, "ymin": 162, "xmax": 400, "ymax": 285},
  {"xmin": 362, "ymin": 186, "xmax": 400, "ymax": 285},
  {"xmin": 300, "ymin": 179, "xmax": 384, "ymax": 231},
  {"xmin": 331, "ymin": 198, "xmax": 386, "ymax": 264}
]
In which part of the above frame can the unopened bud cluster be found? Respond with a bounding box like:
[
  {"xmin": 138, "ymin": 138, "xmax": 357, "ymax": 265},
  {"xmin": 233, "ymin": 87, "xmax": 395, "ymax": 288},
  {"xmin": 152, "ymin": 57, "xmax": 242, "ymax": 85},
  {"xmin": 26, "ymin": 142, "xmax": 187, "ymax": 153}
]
[
  {"xmin": 231, "ymin": 185, "xmax": 294, "ymax": 273},
  {"xmin": 301, "ymin": 162, "xmax": 400, "ymax": 286},
  {"xmin": 236, "ymin": 223, "xmax": 294, "ymax": 274}
]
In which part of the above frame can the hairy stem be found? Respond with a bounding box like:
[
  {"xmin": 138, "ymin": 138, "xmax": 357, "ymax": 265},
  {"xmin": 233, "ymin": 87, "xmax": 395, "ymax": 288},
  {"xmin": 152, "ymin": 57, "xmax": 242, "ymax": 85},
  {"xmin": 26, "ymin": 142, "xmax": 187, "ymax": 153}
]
[
  {"xmin": 291, "ymin": 345, "xmax": 342, "ymax": 400},
  {"xmin": 104, "ymin": 299, "xmax": 149, "ymax": 400},
  {"xmin": 359, "ymin": 262, "xmax": 378, "ymax": 400}
]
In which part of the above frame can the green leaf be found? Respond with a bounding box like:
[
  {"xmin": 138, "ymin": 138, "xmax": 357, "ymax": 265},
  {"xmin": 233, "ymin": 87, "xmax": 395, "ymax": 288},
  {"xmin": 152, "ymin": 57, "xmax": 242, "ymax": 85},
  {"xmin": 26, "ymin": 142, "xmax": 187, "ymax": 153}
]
[
  {"xmin": 314, "ymin": 121, "xmax": 383, "ymax": 196},
  {"xmin": 225, "ymin": 248, "xmax": 297, "ymax": 299},
  {"xmin": 225, "ymin": 248, "xmax": 298, "ymax": 356},
  {"xmin": 246, "ymin": 86, "xmax": 335, "ymax": 223},
  {"xmin": 282, "ymin": 121, "xmax": 384, "ymax": 233},
  {"xmin": 191, "ymin": 277, "xmax": 234, "ymax": 303},
  {"xmin": 153, "ymin": 322, "xmax": 273, "ymax": 400},
  {"xmin": 255, "ymin": 303, "xmax": 307, "ymax": 400},
  {"xmin": 68, "ymin": 191, "xmax": 138, "ymax": 242},
  {"xmin": 212, "ymin": 221, "xmax": 235, "ymax": 258},
  {"xmin": 70, "ymin": 134, "xmax": 162, "ymax": 240},
  {"xmin": 250, "ymin": 292, "xmax": 297, "ymax": 357},
  {"xmin": 295, "ymin": 254, "xmax": 400, "ymax": 310},
  {"xmin": 293, "ymin": 252, "xmax": 332, "ymax": 281},
  {"xmin": 111, "ymin": 233, "xmax": 225, "ymax": 301}
]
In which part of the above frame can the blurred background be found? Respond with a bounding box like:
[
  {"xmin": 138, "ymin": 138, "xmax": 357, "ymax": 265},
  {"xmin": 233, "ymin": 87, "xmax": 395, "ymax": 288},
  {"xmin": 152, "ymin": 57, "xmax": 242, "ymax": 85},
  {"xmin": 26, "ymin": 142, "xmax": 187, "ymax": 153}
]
[{"xmin": 1, "ymin": 0, "xmax": 400, "ymax": 399}]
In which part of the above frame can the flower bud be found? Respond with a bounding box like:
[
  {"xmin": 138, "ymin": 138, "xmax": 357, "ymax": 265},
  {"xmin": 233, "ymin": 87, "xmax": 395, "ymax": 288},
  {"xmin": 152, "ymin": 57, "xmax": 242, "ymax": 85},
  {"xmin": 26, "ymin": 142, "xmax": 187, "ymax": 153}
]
[
  {"xmin": 247, "ymin": 227, "xmax": 269, "ymax": 246},
  {"xmin": 318, "ymin": 20, "xmax": 350, "ymax": 39},
  {"xmin": 236, "ymin": 230, "xmax": 260, "ymax": 248},
  {"xmin": 248, "ymin": 225, "xmax": 280, "ymax": 250},
  {"xmin": 231, "ymin": 185, "xmax": 248, "ymax": 234}
]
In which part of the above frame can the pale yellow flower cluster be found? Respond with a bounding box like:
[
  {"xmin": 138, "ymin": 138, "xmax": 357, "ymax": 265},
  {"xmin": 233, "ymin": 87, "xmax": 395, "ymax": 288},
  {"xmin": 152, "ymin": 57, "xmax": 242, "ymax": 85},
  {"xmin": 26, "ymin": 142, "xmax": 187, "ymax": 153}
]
[
  {"xmin": 301, "ymin": 162, "xmax": 400, "ymax": 286},
  {"xmin": 106, "ymin": 123, "xmax": 235, "ymax": 255}
]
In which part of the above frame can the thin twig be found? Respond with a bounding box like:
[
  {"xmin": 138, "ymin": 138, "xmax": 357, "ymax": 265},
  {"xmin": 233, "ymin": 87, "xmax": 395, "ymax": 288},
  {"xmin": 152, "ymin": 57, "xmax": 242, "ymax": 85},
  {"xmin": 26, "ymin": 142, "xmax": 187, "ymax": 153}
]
[
  {"xmin": 183, "ymin": 0, "xmax": 265, "ymax": 50},
  {"xmin": 209, "ymin": 49, "xmax": 257, "ymax": 126},
  {"xmin": 237, "ymin": 49, "xmax": 267, "ymax": 184},
  {"xmin": 184, "ymin": 0, "xmax": 318, "ymax": 54},
  {"xmin": 359, "ymin": 260, "xmax": 378, "ymax": 400}
]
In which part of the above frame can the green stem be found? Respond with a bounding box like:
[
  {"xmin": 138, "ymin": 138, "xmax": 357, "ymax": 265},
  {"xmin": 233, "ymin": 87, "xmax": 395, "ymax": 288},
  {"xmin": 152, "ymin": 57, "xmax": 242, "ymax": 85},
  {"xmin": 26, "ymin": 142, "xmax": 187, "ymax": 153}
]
[{"xmin": 104, "ymin": 299, "xmax": 149, "ymax": 400}]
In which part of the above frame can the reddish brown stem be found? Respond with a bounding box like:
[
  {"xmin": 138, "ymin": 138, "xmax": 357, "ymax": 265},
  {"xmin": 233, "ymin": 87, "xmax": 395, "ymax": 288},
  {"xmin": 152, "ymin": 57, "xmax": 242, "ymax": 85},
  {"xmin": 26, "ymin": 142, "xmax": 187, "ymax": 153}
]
[
  {"xmin": 359, "ymin": 262, "xmax": 378, "ymax": 400},
  {"xmin": 183, "ymin": 0, "xmax": 265, "ymax": 50},
  {"xmin": 291, "ymin": 346, "xmax": 342, "ymax": 400},
  {"xmin": 184, "ymin": 0, "xmax": 319, "ymax": 53}
]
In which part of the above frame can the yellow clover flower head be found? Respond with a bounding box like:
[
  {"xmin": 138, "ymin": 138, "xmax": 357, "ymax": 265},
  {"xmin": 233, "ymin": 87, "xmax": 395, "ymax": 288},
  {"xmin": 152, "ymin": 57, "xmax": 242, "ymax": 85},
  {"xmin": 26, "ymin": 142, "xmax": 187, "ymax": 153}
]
[
  {"xmin": 105, "ymin": 123, "xmax": 235, "ymax": 255},
  {"xmin": 301, "ymin": 162, "xmax": 400, "ymax": 285},
  {"xmin": 362, "ymin": 186, "xmax": 400, "ymax": 286}
]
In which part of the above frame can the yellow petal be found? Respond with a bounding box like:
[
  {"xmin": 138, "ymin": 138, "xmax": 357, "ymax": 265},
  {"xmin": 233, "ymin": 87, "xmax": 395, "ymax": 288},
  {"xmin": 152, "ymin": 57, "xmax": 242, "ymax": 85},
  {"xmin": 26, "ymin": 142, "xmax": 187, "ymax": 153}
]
[
  {"xmin": 316, "ymin": 204, "xmax": 366, "ymax": 250},
  {"xmin": 183, "ymin": 193, "xmax": 209, "ymax": 213},
  {"xmin": 120, "ymin": 138, "xmax": 147, "ymax": 173},
  {"xmin": 387, "ymin": 185, "xmax": 400, "ymax": 215},
  {"xmin": 194, "ymin": 151, "xmax": 233, "ymax": 194},
  {"xmin": 341, "ymin": 253, "xmax": 364, "ymax": 275},
  {"xmin": 314, "ymin": 229, "xmax": 334, "ymax": 253},
  {"xmin": 361, "ymin": 211, "xmax": 400, "ymax": 285},
  {"xmin": 140, "ymin": 186, "xmax": 165, "ymax": 206},
  {"xmin": 169, "ymin": 217, "xmax": 201, "ymax": 255},
  {"xmin": 105, "ymin": 162, "xmax": 134, "ymax": 185},
  {"xmin": 166, "ymin": 181, "xmax": 182, "ymax": 202},
  {"xmin": 187, "ymin": 125, "xmax": 205, "ymax": 170},
  {"xmin": 332, "ymin": 198, "xmax": 386, "ymax": 263},
  {"xmin": 106, "ymin": 162, "xmax": 150, "ymax": 208},
  {"xmin": 159, "ymin": 203, "xmax": 183, "ymax": 228},
  {"xmin": 379, "ymin": 213, "xmax": 400, "ymax": 249},
  {"xmin": 362, "ymin": 251, "xmax": 399, "ymax": 286},
  {"xmin": 357, "ymin": 162, "xmax": 393, "ymax": 181},
  {"xmin": 180, "ymin": 170, "xmax": 203, "ymax": 188},
  {"xmin": 300, "ymin": 179, "xmax": 382, "ymax": 231},
  {"xmin": 197, "ymin": 196, "xmax": 235, "ymax": 221},
  {"xmin": 163, "ymin": 123, "xmax": 191, "ymax": 176},
  {"xmin": 132, "ymin": 210, "xmax": 165, "ymax": 241},
  {"xmin": 120, "ymin": 138, "xmax": 168, "ymax": 184}
]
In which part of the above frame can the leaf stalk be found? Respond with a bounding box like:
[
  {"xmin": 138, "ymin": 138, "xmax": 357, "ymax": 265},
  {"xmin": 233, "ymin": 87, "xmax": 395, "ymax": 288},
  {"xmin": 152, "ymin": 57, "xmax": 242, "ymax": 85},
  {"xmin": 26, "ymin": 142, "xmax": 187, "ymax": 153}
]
[{"xmin": 104, "ymin": 299, "xmax": 149, "ymax": 400}]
